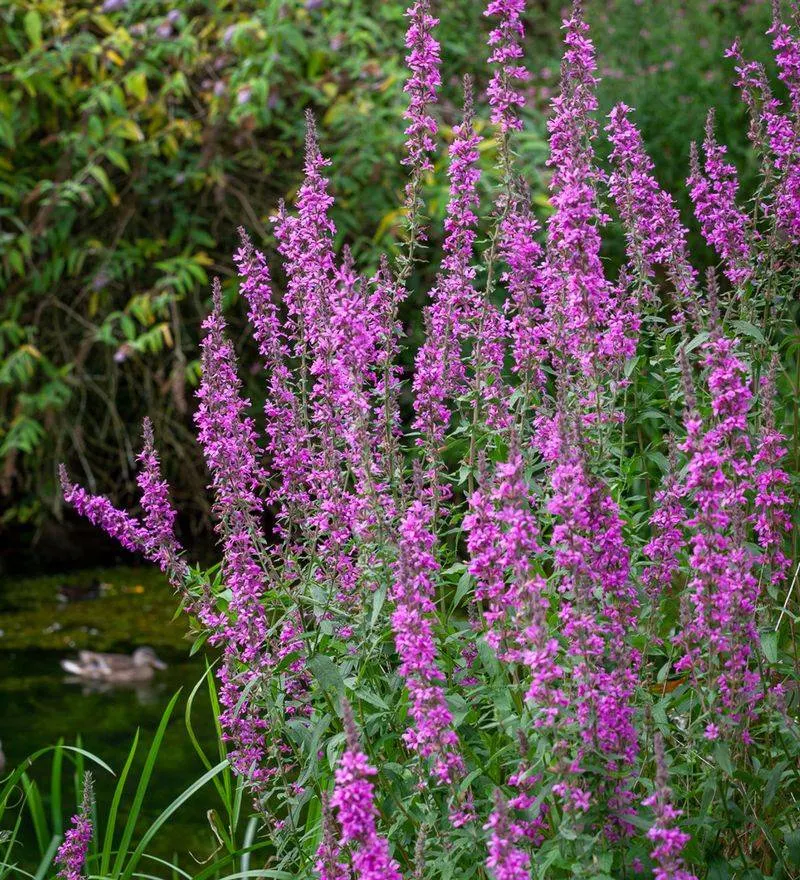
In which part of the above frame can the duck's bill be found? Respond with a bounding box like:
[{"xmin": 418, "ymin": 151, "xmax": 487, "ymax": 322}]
[{"xmin": 152, "ymin": 658, "xmax": 168, "ymax": 670}]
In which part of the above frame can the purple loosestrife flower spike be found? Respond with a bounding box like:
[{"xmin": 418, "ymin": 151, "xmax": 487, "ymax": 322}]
[
  {"xmin": 316, "ymin": 794, "xmax": 351, "ymax": 880},
  {"xmin": 770, "ymin": 1, "xmax": 800, "ymax": 115},
  {"xmin": 606, "ymin": 103, "xmax": 697, "ymax": 317},
  {"xmin": 675, "ymin": 331, "xmax": 762, "ymax": 732},
  {"xmin": 55, "ymin": 772, "xmax": 93, "ymax": 880},
  {"xmin": 500, "ymin": 187, "xmax": 546, "ymax": 389},
  {"xmin": 687, "ymin": 112, "xmax": 754, "ymax": 289},
  {"xmin": 235, "ymin": 228, "xmax": 311, "ymax": 528},
  {"xmin": 643, "ymin": 736, "xmax": 698, "ymax": 880},
  {"xmin": 484, "ymin": 792, "xmax": 531, "ymax": 880},
  {"xmin": 60, "ymin": 465, "xmax": 147, "ymax": 555},
  {"xmin": 727, "ymin": 35, "xmax": 800, "ymax": 243},
  {"xmin": 545, "ymin": 417, "xmax": 639, "ymax": 830},
  {"xmin": 412, "ymin": 79, "xmax": 483, "ymax": 463},
  {"xmin": 766, "ymin": 5, "xmax": 800, "ymax": 240},
  {"xmin": 752, "ymin": 359, "xmax": 792, "ymax": 585},
  {"xmin": 540, "ymin": 3, "xmax": 637, "ymax": 382},
  {"xmin": 403, "ymin": 0, "xmax": 441, "ymax": 175},
  {"xmin": 331, "ymin": 703, "xmax": 403, "ymax": 880},
  {"xmin": 642, "ymin": 443, "xmax": 687, "ymax": 600},
  {"xmin": 485, "ymin": 0, "xmax": 530, "ymax": 133},
  {"xmin": 392, "ymin": 498, "xmax": 465, "ymax": 783},
  {"xmin": 465, "ymin": 447, "xmax": 544, "ymax": 662},
  {"xmin": 195, "ymin": 279, "xmax": 272, "ymax": 788},
  {"xmin": 137, "ymin": 417, "xmax": 189, "ymax": 583}
]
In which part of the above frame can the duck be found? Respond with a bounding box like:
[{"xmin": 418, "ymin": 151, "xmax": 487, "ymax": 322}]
[
  {"xmin": 60, "ymin": 647, "xmax": 168, "ymax": 683},
  {"xmin": 56, "ymin": 579, "xmax": 104, "ymax": 604}
]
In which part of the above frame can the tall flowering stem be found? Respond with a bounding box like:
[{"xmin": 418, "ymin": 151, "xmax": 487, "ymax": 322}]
[
  {"xmin": 544, "ymin": 419, "xmax": 639, "ymax": 832},
  {"xmin": 392, "ymin": 498, "xmax": 464, "ymax": 783},
  {"xmin": 687, "ymin": 112, "xmax": 754, "ymax": 289},
  {"xmin": 484, "ymin": 0, "xmax": 529, "ymax": 133},
  {"xmin": 752, "ymin": 360, "xmax": 792, "ymax": 585},
  {"xmin": 194, "ymin": 279, "xmax": 272, "ymax": 787},
  {"xmin": 484, "ymin": 792, "xmax": 531, "ymax": 880},
  {"xmin": 235, "ymin": 229, "xmax": 310, "ymax": 531},
  {"xmin": 137, "ymin": 417, "xmax": 189, "ymax": 583},
  {"xmin": 540, "ymin": 3, "xmax": 637, "ymax": 388},
  {"xmin": 331, "ymin": 703, "xmax": 404, "ymax": 880},
  {"xmin": 606, "ymin": 103, "xmax": 697, "ymax": 316},
  {"xmin": 412, "ymin": 82, "xmax": 483, "ymax": 469},
  {"xmin": 675, "ymin": 332, "xmax": 762, "ymax": 733},
  {"xmin": 401, "ymin": 0, "xmax": 441, "ymax": 264},
  {"xmin": 643, "ymin": 736, "xmax": 698, "ymax": 880},
  {"xmin": 55, "ymin": 772, "xmax": 93, "ymax": 880}
]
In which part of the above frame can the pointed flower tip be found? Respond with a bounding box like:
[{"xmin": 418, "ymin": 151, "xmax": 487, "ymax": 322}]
[{"xmin": 211, "ymin": 277, "xmax": 223, "ymax": 313}]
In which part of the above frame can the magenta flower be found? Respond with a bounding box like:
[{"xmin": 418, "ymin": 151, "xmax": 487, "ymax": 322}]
[
  {"xmin": 675, "ymin": 332, "xmax": 762, "ymax": 731},
  {"xmin": 607, "ymin": 103, "xmax": 697, "ymax": 316},
  {"xmin": 540, "ymin": 4, "xmax": 637, "ymax": 382},
  {"xmin": 403, "ymin": 0, "xmax": 441, "ymax": 174},
  {"xmin": 643, "ymin": 737, "xmax": 698, "ymax": 880},
  {"xmin": 392, "ymin": 498, "xmax": 464, "ymax": 783},
  {"xmin": 752, "ymin": 367, "xmax": 792, "ymax": 585},
  {"xmin": 484, "ymin": 0, "xmax": 530, "ymax": 132},
  {"xmin": 687, "ymin": 112, "xmax": 754, "ymax": 289},
  {"xmin": 137, "ymin": 417, "xmax": 188, "ymax": 582},
  {"xmin": 412, "ymin": 83, "xmax": 482, "ymax": 459},
  {"xmin": 55, "ymin": 773, "xmax": 93, "ymax": 880},
  {"xmin": 331, "ymin": 705, "xmax": 403, "ymax": 880},
  {"xmin": 499, "ymin": 191, "xmax": 546, "ymax": 389},
  {"xmin": 484, "ymin": 793, "xmax": 531, "ymax": 880}
]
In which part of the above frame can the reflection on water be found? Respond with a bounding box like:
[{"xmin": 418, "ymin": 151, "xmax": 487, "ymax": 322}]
[{"xmin": 0, "ymin": 648, "xmax": 222, "ymax": 869}]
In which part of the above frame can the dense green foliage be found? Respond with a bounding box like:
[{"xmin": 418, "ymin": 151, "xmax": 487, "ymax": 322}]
[{"xmin": 0, "ymin": 0, "xmax": 778, "ymax": 540}]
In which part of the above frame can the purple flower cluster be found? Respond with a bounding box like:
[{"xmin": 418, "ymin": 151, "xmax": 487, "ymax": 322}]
[
  {"xmin": 392, "ymin": 499, "xmax": 464, "ymax": 783},
  {"xmin": 545, "ymin": 421, "xmax": 639, "ymax": 827},
  {"xmin": 403, "ymin": 0, "xmax": 441, "ymax": 175},
  {"xmin": 727, "ymin": 11, "xmax": 800, "ymax": 244},
  {"xmin": 499, "ymin": 191, "xmax": 545, "ymax": 389},
  {"xmin": 465, "ymin": 448, "xmax": 542, "ymax": 662},
  {"xmin": 412, "ymin": 85, "xmax": 483, "ymax": 460},
  {"xmin": 194, "ymin": 282, "xmax": 273, "ymax": 786},
  {"xmin": 687, "ymin": 112, "xmax": 754, "ymax": 289},
  {"xmin": 752, "ymin": 365, "xmax": 792, "ymax": 584},
  {"xmin": 484, "ymin": 794, "xmax": 531, "ymax": 880},
  {"xmin": 675, "ymin": 332, "xmax": 762, "ymax": 732},
  {"xmin": 55, "ymin": 773, "xmax": 93, "ymax": 880},
  {"xmin": 643, "ymin": 737, "xmax": 697, "ymax": 880},
  {"xmin": 330, "ymin": 705, "xmax": 403, "ymax": 880},
  {"xmin": 484, "ymin": 0, "xmax": 530, "ymax": 132},
  {"xmin": 607, "ymin": 103, "xmax": 697, "ymax": 315},
  {"xmin": 540, "ymin": 6, "xmax": 637, "ymax": 383}
]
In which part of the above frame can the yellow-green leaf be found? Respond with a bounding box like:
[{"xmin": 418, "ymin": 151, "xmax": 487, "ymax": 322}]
[
  {"xmin": 24, "ymin": 10, "xmax": 43, "ymax": 48},
  {"xmin": 111, "ymin": 118, "xmax": 144, "ymax": 142},
  {"xmin": 125, "ymin": 71, "xmax": 148, "ymax": 103}
]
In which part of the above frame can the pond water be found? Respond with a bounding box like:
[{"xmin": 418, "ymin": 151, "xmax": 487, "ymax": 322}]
[{"xmin": 0, "ymin": 566, "xmax": 226, "ymax": 873}]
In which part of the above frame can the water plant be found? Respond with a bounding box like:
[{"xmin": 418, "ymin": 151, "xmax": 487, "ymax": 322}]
[{"xmin": 51, "ymin": 1, "xmax": 800, "ymax": 878}]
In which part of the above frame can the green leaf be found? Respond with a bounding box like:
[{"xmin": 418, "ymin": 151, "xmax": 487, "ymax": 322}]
[
  {"xmin": 111, "ymin": 690, "xmax": 181, "ymax": 876},
  {"xmin": 713, "ymin": 742, "xmax": 733, "ymax": 776},
  {"xmin": 125, "ymin": 71, "xmax": 148, "ymax": 102},
  {"xmin": 309, "ymin": 654, "xmax": 345, "ymax": 698},
  {"xmin": 760, "ymin": 629, "xmax": 778, "ymax": 664},
  {"xmin": 24, "ymin": 10, "xmax": 42, "ymax": 47}
]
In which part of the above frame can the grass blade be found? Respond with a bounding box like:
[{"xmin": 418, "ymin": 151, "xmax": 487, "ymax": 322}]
[
  {"xmin": 119, "ymin": 759, "xmax": 228, "ymax": 880},
  {"xmin": 32, "ymin": 835, "xmax": 60, "ymax": 880},
  {"xmin": 20, "ymin": 774, "xmax": 48, "ymax": 855},
  {"xmin": 111, "ymin": 690, "xmax": 182, "ymax": 877},
  {"xmin": 100, "ymin": 728, "xmax": 140, "ymax": 875},
  {"xmin": 49, "ymin": 741, "xmax": 63, "ymax": 836}
]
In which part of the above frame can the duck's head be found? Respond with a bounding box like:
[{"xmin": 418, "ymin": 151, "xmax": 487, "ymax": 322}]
[{"xmin": 132, "ymin": 647, "xmax": 167, "ymax": 670}]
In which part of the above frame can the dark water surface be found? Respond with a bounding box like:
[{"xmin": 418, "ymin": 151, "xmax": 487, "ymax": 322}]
[{"xmin": 0, "ymin": 567, "xmax": 224, "ymax": 872}]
